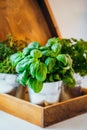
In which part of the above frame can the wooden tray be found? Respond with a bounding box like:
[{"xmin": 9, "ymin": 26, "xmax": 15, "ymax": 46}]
[{"xmin": 0, "ymin": 86, "xmax": 87, "ymax": 127}]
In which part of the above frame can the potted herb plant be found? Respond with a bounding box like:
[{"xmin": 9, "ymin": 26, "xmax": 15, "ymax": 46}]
[
  {"xmin": 0, "ymin": 41, "xmax": 18, "ymax": 93},
  {"xmin": 58, "ymin": 38, "xmax": 87, "ymax": 88},
  {"xmin": 0, "ymin": 34, "xmax": 28, "ymax": 93},
  {"xmin": 10, "ymin": 37, "xmax": 76, "ymax": 105}
]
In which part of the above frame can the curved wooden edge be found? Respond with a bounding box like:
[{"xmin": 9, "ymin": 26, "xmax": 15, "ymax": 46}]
[
  {"xmin": 44, "ymin": 0, "xmax": 62, "ymax": 39},
  {"xmin": 0, "ymin": 93, "xmax": 44, "ymax": 127}
]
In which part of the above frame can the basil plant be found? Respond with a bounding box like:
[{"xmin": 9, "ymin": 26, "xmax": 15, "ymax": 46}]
[{"xmin": 10, "ymin": 37, "xmax": 76, "ymax": 93}]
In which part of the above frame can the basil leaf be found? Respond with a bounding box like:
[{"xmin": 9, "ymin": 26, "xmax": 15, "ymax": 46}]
[
  {"xmin": 56, "ymin": 54, "xmax": 67, "ymax": 66},
  {"xmin": 30, "ymin": 61, "xmax": 39, "ymax": 78},
  {"xmin": 42, "ymin": 50, "xmax": 56, "ymax": 57},
  {"xmin": 30, "ymin": 49, "xmax": 42, "ymax": 58},
  {"xmin": 17, "ymin": 70, "xmax": 28, "ymax": 86},
  {"xmin": 23, "ymin": 47, "xmax": 31, "ymax": 56},
  {"xmin": 51, "ymin": 43, "xmax": 61, "ymax": 54},
  {"xmin": 28, "ymin": 42, "xmax": 40, "ymax": 49},
  {"xmin": 46, "ymin": 37, "xmax": 59, "ymax": 47},
  {"xmin": 36, "ymin": 62, "xmax": 47, "ymax": 81},
  {"xmin": 27, "ymin": 77, "xmax": 43, "ymax": 93},
  {"xmin": 10, "ymin": 52, "xmax": 24, "ymax": 66},
  {"xmin": 45, "ymin": 57, "xmax": 56, "ymax": 73}
]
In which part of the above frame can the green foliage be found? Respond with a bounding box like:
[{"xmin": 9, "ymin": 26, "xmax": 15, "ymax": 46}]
[
  {"xmin": 39, "ymin": 46, "xmax": 48, "ymax": 51},
  {"xmin": 0, "ymin": 57, "xmax": 16, "ymax": 74},
  {"xmin": 16, "ymin": 57, "xmax": 31, "ymax": 73},
  {"xmin": 30, "ymin": 49, "xmax": 42, "ymax": 58},
  {"xmin": 27, "ymin": 77, "xmax": 43, "ymax": 93},
  {"xmin": 0, "ymin": 43, "xmax": 14, "ymax": 61},
  {"xmin": 56, "ymin": 54, "xmax": 68, "ymax": 66},
  {"xmin": 51, "ymin": 42, "xmax": 61, "ymax": 54},
  {"xmin": 10, "ymin": 52, "xmax": 24, "ymax": 66},
  {"xmin": 45, "ymin": 57, "xmax": 56, "ymax": 73},
  {"xmin": 30, "ymin": 61, "xmax": 47, "ymax": 81},
  {"xmin": 10, "ymin": 38, "xmax": 76, "ymax": 93},
  {"xmin": 28, "ymin": 42, "xmax": 40, "ymax": 49},
  {"xmin": 60, "ymin": 38, "xmax": 87, "ymax": 76},
  {"xmin": 63, "ymin": 76, "xmax": 76, "ymax": 88},
  {"xmin": 46, "ymin": 37, "xmax": 59, "ymax": 47},
  {"xmin": 17, "ymin": 70, "xmax": 28, "ymax": 86},
  {"xmin": 23, "ymin": 47, "xmax": 31, "ymax": 56},
  {"xmin": 35, "ymin": 62, "xmax": 47, "ymax": 81},
  {"xmin": 30, "ymin": 61, "xmax": 39, "ymax": 78},
  {"xmin": 0, "ymin": 34, "xmax": 29, "ymax": 74},
  {"xmin": 42, "ymin": 50, "xmax": 56, "ymax": 57}
]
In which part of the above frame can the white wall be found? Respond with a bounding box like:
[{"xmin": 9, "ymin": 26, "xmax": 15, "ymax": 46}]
[{"xmin": 49, "ymin": 0, "xmax": 87, "ymax": 40}]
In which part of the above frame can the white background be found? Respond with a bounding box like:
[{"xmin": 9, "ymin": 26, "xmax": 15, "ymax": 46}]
[{"xmin": 49, "ymin": 0, "xmax": 87, "ymax": 40}]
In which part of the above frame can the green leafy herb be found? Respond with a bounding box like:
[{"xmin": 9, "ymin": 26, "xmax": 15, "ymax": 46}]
[
  {"xmin": 45, "ymin": 57, "xmax": 56, "ymax": 73},
  {"xmin": 0, "ymin": 57, "xmax": 16, "ymax": 74},
  {"xmin": 17, "ymin": 70, "xmax": 28, "ymax": 86},
  {"xmin": 51, "ymin": 42, "xmax": 61, "ymax": 54},
  {"xmin": 30, "ymin": 49, "xmax": 42, "ymax": 58},
  {"xmin": 0, "ymin": 43, "xmax": 14, "ymax": 61},
  {"xmin": 10, "ymin": 52, "xmax": 24, "ymax": 66},
  {"xmin": 35, "ymin": 62, "xmax": 47, "ymax": 81},
  {"xmin": 28, "ymin": 42, "xmax": 40, "ymax": 49},
  {"xmin": 23, "ymin": 47, "xmax": 31, "ymax": 56},
  {"xmin": 27, "ymin": 77, "xmax": 43, "ymax": 93},
  {"xmin": 46, "ymin": 37, "xmax": 59, "ymax": 47},
  {"xmin": 10, "ymin": 38, "xmax": 76, "ymax": 93},
  {"xmin": 30, "ymin": 61, "xmax": 40, "ymax": 78},
  {"xmin": 56, "ymin": 54, "xmax": 68, "ymax": 66}
]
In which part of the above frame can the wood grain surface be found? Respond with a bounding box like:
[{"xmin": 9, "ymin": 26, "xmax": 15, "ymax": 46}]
[
  {"xmin": 44, "ymin": 94, "xmax": 87, "ymax": 127},
  {"xmin": 0, "ymin": 93, "xmax": 43, "ymax": 127},
  {"xmin": 0, "ymin": 88, "xmax": 87, "ymax": 127},
  {"xmin": 0, "ymin": 0, "xmax": 60, "ymax": 45}
]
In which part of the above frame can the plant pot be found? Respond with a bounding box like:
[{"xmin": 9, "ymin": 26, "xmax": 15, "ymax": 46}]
[
  {"xmin": 28, "ymin": 81, "xmax": 62, "ymax": 106},
  {"xmin": 81, "ymin": 75, "xmax": 87, "ymax": 88},
  {"xmin": 74, "ymin": 73, "xmax": 87, "ymax": 88},
  {"xmin": 74, "ymin": 73, "xmax": 82, "ymax": 87},
  {"xmin": 0, "ymin": 73, "xmax": 19, "ymax": 93}
]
